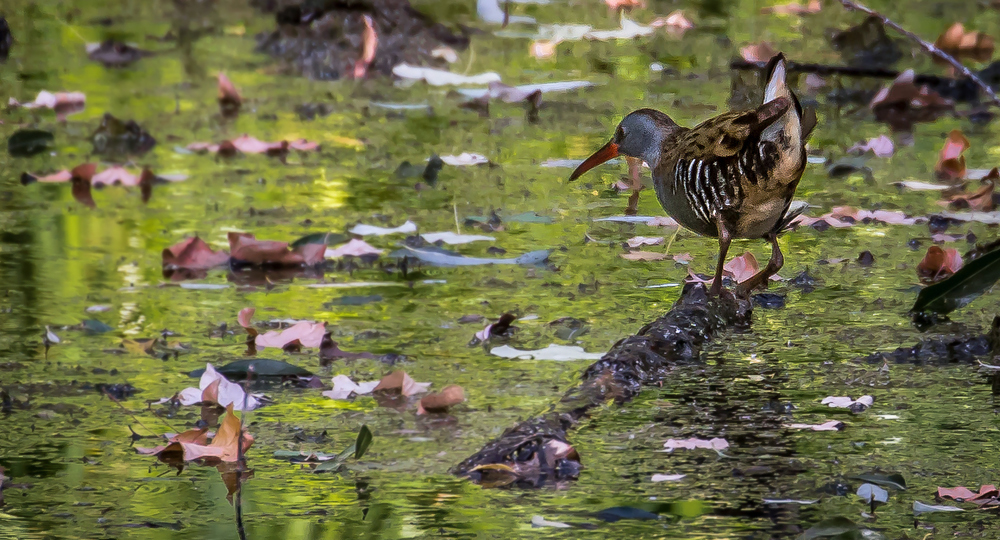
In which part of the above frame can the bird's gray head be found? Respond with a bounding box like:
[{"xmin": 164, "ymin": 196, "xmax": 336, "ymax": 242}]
[{"xmin": 569, "ymin": 108, "xmax": 679, "ymax": 181}]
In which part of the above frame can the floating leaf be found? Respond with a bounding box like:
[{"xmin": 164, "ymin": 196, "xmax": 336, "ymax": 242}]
[
  {"xmin": 393, "ymin": 246, "xmax": 550, "ymax": 267},
  {"xmin": 913, "ymin": 501, "xmax": 964, "ymax": 514},
  {"xmin": 856, "ymin": 483, "xmax": 889, "ymax": 503},
  {"xmin": 189, "ymin": 359, "xmax": 312, "ymax": 379},
  {"xmin": 849, "ymin": 473, "xmax": 907, "ymax": 491},
  {"xmin": 489, "ymin": 344, "xmax": 605, "ymax": 361},
  {"xmin": 290, "ymin": 232, "xmax": 348, "ymax": 248},
  {"xmin": 910, "ymin": 242, "xmax": 1000, "ymax": 317}
]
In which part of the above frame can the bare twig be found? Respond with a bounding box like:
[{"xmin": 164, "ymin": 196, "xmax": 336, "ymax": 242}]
[{"xmin": 837, "ymin": 0, "xmax": 1000, "ymax": 107}]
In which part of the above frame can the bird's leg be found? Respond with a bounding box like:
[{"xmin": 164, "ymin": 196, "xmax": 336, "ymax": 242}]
[
  {"xmin": 709, "ymin": 218, "xmax": 732, "ymax": 296},
  {"xmin": 735, "ymin": 234, "xmax": 784, "ymax": 297},
  {"xmin": 624, "ymin": 156, "xmax": 643, "ymax": 215}
]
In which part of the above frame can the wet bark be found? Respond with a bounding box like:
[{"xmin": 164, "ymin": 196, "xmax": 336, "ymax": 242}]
[{"xmin": 451, "ymin": 283, "xmax": 753, "ymax": 487}]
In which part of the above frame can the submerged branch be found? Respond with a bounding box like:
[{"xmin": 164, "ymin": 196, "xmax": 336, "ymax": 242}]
[
  {"xmin": 837, "ymin": 0, "xmax": 1000, "ymax": 107},
  {"xmin": 451, "ymin": 284, "xmax": 752, "ymax": 487}
]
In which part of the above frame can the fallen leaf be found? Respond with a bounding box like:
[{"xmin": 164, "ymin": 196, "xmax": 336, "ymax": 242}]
[
  {"xmin": 489, "ymin": 344, "xmax": 605, "ymax": 361},
  {"xmin": 217, "ymin": 73, "xmax": 241, "ymax": 116},
  {"xmin": 137, "ymin": 404, "xmax": 253, "ymax": 463},
  {"xmin": 945, "ymin": 168, "xmax": 997, "ymax": 210},
  {"xmin": 531, "ymin": 515, "xmax": 572, "ymax": 528},
  {"xmin": 175, "ymin": 363, "xmax": 260, "ymax": 411},
  {"xmin": 822, "ymin": 395, "xmax": 873, "ymax": 412},
  {"xmin": 651, "ymin": 473, "xmax": 686, "ymax": 482},
  {"xmin": 761, "ymin": 0, "xmax": 821, "ymax": 15},
  {"xmin": 626, "ymin": 236, "xmax": 664, "ymax": 248},
  {"xmin": 237, "ymin": 308, "xmax": 257, "ymax": 338},
  {"xmin": 917, "ymin": 246, "xmax": 964, "ymax": 284},
  {"xmin": 92, "ymin": 166, "xmax": 140, "ymax": 186},
  {"xmin": 255, "ymin": 321, "xmax": 326, "ymax": 349},
  {"xmin": 663, "ymin": 437, "xmax": 729, "ymax": 452},
  {"xmin": 228, "ymin": 232, "xmax": 325, "ymax": 266},
  {"xmin": 847, "ymin": 135, "xmax": 894, "ymax": 158},
  {"xmin": 857, "ymin": 483, "xmax": 889, "ymax": 504},
  {"xmin": 392, "ymin": 245, "xmax": 549, "ymax": 266},
  {"xmin": 894, "ymin": 180, "xmax": 952, "ymax": 191},
  {"xmin": 672, "ymin": 253, "xmax": 693, "ymax": 263},
  {"xmin": 325, "ymin": 239, "xmax": 383, "ymax": 258},
  {"xmin": 348, "ymin": 221, "xmax": 417, "ymax": 236},
  {"xmin": 870, "ymin": 69, "xmax": 952, "ymax": 130},
  {"xmin": 725, "ymin": 252, "xmax": 760, "ymax": 283},
  {"xmin": 186, "ymin": 135, "xmax": 319, "ymax": 156},
  {"xmin": 934, "ymin": 22, "xmax": 994, "ymax": 63},
  {"xmin": 353, "ymin": 15, "xmax": 378, "ymax": 78},
  {"xmin": 420, "ymin": 232, "xmax": 495, "ymax": 244},
  {"xmin": 392, "ymin": 64, "xmax": 501, "ymax": 86},
  {"xmin": 741, "ymin": 41, "xmax": 778, "ymax": 62},
  {"xmin": 9, "ymin": 90, "xmax": 86, "ymax": 120},
  {"xmin": 913, "ymin": 501, "xmax": 964, "ymax": 514},
  {"xmin": 440, "ymin": 153, "xmax": 489, "ymax": 166},
  {"xmin": 620, "ymin": 251, "xmax": 667, "ymax": 261},
  {"xmin": 322, "ymin": 374, "xmax": 379, "ymax": 400},
  {"xmin": 417, "ymin": 385, "xmax": 465, "ymax": 414},
  {"xmin": 372, "ymin": 370, "xmax": 430, "ymax": 397},
  {"xmin": 937, "ymin": 485, "xmax": 998, "ymax": 503},
  {"xmin": 162, "ymin": 237, "xmax": 231, "ymax": 270},
  {"xmin": 784, "ymin": 420, "xmax": 844, "ymax": 431},
  {"xmin": 936, "ymin": 130, "xmax": 971, "ymax": 181}
]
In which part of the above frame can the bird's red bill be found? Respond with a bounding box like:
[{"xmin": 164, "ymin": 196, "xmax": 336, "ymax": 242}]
[{"xmin": 569, "ymin": 141, "xmax": 619, "ymax": 181}]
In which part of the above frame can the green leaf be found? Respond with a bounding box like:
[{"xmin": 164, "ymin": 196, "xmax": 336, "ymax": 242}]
[
  {"xmin": 354, "ymin": 425, "xmax": 373, "ymax": 459},
  {"xmin": 313, "ymin": 459, "xmax": 344, "ymax": 473},
  {"xmin": 797, "ymin": 517, "xmax": 862, "ymax": 540},
  {"xmin": 911, "ymin": 244, "xmax": 1000, "ymax": 317},
  {"xmin": 290, "ymin": 232, "xmax": 347, "ymax": 248},
  {"xmin": 188, "ymin": 359, "xmax": 312, "ymax": 379},
  {"xmin": 8, "ymin": 129, "xmax": 54, "ymax": 157},
  {"xmin": 849, "ymin": 473, "xmax": 906, "ymax": 490}
]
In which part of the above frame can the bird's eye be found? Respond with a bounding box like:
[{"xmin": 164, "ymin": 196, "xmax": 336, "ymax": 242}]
[{"xmin": 616, "ymin": 127, "xmax": 625, "ymax": 140}]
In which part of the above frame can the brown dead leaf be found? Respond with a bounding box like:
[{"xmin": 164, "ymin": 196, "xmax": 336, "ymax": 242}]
[
  {"xmin": 417, "ymin": 385, "xmax": 465, "ymax": 414},
  {"xmin": 740, "ymin": 42, "xmax": 778, "ymax": 63},
  {"xmin": 936, "ymin": 130, "xmax": 971, "ymax": 181},
  {"xmin": 372, "ymin": 370, "xmax": 430, "ymax": 397},
  {"xmin": 255, "ymin": 321, "xmax": 326, "ymax": 349},
  {"xmin": 228, "ymin": 232, "xmax": 325, "ymax": 266},
  {"xmin": 725, "ymin": 252, "xmax": 760, "ymax": 283},
  {"xmin": 135, "ymin": 405, "xmax": 254, "ymax": 463},
  {"xmin": 945, "ymin": 170, "xmax": 996, "ymax": 211},
  {"xmin": 938, "ymin": 485, "xmax": 998, "ymax": 504},
  {"xmin": 917, "ymin": 246, "xmax": 963, "ymax": 283},
  {"xmin": 934, "ymin": 23, "xmax": 994, "ymax": 63},
  {"xmin": 123, "ymin": 338, "xmax": 158, "ymax": 355},
  {"xmin": 238, "ymin": 307, "xmax": 257, "ymax": 338},
  {"xmin": 162, "ymin": 237, "xmax": 231, "ymax": 270},
  {"xmin": 870, "ymin": 69, "xmax": 953, "ymax": 130}
]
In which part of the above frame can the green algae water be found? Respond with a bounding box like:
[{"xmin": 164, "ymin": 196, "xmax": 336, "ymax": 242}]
[{"xmin": 1, "ymin": 0, "xmax": 1000, "ymax": 538}]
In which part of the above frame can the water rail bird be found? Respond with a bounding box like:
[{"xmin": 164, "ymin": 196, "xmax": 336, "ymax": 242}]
[{"xmin": 569, "ymin": 54, "xmax": 814, "ymax": 297}]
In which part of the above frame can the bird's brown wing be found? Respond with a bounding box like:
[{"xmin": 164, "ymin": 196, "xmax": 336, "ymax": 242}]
[{"xmin": 673, "ymin": 97, "xmax": 791, "ymax": 161}]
